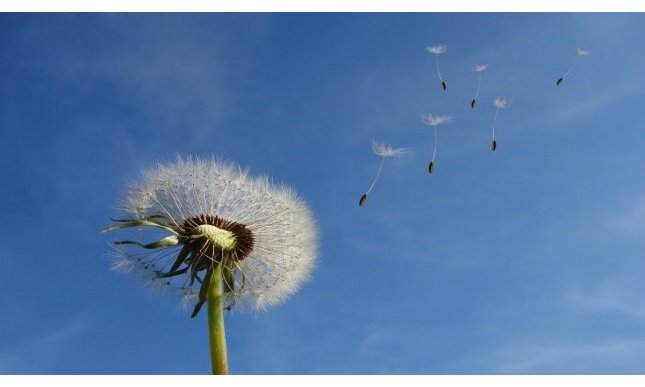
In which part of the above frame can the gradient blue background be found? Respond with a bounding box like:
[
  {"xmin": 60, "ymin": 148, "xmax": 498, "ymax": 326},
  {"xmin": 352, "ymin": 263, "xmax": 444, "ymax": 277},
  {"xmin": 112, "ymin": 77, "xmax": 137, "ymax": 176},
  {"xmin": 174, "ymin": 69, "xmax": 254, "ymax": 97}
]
[{"xmin": 2, "ymin": 13, "xmax": 645, "ymax": 374}]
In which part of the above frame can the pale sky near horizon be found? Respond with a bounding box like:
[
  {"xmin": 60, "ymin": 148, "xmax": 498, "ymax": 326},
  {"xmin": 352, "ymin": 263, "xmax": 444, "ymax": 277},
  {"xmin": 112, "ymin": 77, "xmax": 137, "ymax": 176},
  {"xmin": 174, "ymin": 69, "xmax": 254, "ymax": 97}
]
[{"xmin": 2, "ymin": 13, "xmax": 645, "ymax": 374}]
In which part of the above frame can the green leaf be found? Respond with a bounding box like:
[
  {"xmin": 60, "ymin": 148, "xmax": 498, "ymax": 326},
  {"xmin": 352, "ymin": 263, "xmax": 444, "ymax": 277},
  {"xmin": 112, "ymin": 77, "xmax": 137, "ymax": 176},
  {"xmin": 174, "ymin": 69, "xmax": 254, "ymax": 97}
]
[{"xmin": 114, "ymin": 235, "xmax": 180, "ymax": 249}]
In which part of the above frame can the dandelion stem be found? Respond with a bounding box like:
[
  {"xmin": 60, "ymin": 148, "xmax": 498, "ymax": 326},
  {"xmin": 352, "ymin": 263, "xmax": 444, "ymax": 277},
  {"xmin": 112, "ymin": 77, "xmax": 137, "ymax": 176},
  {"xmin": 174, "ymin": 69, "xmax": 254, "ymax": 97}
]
[
  {"xmin": 432, "ymin": 125, "xmax": 438, "ymax": 162},
  {"xmin": 562, "ymin": 56, "xmax": 579, "ymax": 80},
  {"xmin": 492, "ymin": 108, "xmax": 500, "ymax": 141},
  {"xmin": 474, "ymin": 72, "xmax": 482, "ymax": 100},
  {"xmin": 365, "ymin": 157, "xmax": 385, "ymax": 196},
  {"xmin": 435, "ymin": 54, "xmax": 443, "ymax": 82},
  {"xmin": 207, "ymin": 264, "xmax": 229, "ymax": 375}
]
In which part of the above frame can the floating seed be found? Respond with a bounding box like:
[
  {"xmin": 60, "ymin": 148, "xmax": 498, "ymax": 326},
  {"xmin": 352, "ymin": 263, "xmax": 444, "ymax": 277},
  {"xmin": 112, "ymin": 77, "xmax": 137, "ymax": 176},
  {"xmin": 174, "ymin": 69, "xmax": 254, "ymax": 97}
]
[
  {"xmin": 427, "ymin": 44, "xmax": 447, "ymax": 93},
  {"xmin": 556, "ymin": 47, "xmax": 590, "ymax": 88},
  {"xmin": 358, "ymin": 142, "xmax": 408, "ymax": 208},
  {"xmin": 490, "ymin": 140, "xmax": 497, "ymax": 151},
  {"xmin": 428, "ymin": 161, "xmax": 435, "ymax": 174},
  {"xmin": 471, "ymin": 64, "xmax": 487, "ymax": 109}
]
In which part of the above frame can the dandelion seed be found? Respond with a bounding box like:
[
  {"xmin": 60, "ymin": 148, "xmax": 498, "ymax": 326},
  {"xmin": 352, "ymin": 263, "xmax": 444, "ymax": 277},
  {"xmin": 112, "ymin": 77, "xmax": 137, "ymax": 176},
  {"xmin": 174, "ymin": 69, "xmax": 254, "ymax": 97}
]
[
  {"xmin": 422, "ymin": 114, "xmax": 452, "ymax": 173},
  {"xmin": 490, "ymin": 98, "xmax": 512, "ymax": 152},
  {"xmin": 102, "ymin": 156, "xmax": 318, "ymax": 374},
  {"xmin": 471, "ymin": 64, "xmax": 488, "ymax": 109},
  {"xmin": 359, "ymin": 141, "xmax": 408, "ymax": 206},
  {"xmin": 556, "ymin": 47, "xmax": 591, "ymax": 86},
  {"xmin": 427, "ymin": 44, "xmax": 448, "ymax": 91}
]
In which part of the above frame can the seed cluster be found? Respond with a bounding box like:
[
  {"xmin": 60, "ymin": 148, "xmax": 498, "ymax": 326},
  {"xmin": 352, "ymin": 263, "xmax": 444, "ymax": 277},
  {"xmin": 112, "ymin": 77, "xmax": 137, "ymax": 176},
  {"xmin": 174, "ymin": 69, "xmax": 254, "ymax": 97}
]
[{"xmin": 180, "ymin": 214, "xmax": 255, "ymax": 262}]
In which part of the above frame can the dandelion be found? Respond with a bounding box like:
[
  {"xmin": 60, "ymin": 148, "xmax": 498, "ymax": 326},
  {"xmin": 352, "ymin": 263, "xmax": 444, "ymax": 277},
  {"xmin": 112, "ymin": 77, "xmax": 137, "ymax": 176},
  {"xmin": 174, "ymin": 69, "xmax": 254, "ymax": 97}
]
[
  {"xmin": 422, "ymin": 114, "xmax": 452, "ymax": 173},
  {"xmin": 427, "ymin": 44, "xmax": 448, "ymax": 91},
  {"xmin": 490, "ymin": 98, "xmax": 512, "ymax": 151},
  {"xmin": 359, "ymin": 141, "xmax": 408, "ymax": 206},
  {"xmin": 101, "ymin": 156, "xmax": 318, "ymax": 374},
  {"xmin": 471, "ymin": 64, "xmax": 488, "ymax": 108},
  {"xmin": 556, "ymin": 47, "xmax": 591, "ymax": 86}
]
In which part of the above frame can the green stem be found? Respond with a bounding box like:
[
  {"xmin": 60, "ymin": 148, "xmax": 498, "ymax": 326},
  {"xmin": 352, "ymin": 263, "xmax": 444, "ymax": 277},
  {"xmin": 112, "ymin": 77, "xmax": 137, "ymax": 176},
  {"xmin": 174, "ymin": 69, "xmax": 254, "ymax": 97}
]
[{"xmin": 207, "ymin": 264, "xmax": 229, "ymax": 375}]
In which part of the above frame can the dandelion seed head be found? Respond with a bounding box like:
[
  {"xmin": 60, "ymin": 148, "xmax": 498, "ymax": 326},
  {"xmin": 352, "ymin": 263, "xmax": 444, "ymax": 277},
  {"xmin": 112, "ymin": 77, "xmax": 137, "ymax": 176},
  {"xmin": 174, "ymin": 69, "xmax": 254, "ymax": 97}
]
[
  {"xmin": 108, "ymin": 156, "xmax": 319, "ymax": 312},
  {"xmin": 576, "ymin": 47, "xmax": 591, "ymax": 57},
  {"xmin": 473, "ymin": 64, "xmax": 488, "ymax": 73},
  {"xmin": 371, "ymin": 141, "xmax": 409, "ymax": 158},
  {"xmin": 427, "ymin": 44, "xmax": 447, "ymax": 55},
  {"xmin": 493, "ymin": 98, "xmax": 512, "ymax": 109},
  {"xmin": 422, "ymin": 114, "xmax": 452, "ymax": 127}
]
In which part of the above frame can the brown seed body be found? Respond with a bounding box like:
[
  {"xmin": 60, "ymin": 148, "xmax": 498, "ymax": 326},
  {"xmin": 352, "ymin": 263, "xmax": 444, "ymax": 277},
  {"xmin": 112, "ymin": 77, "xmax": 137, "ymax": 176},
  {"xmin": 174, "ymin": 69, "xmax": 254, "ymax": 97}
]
[
  {"xmin": 490, "ymin": 140, "xmax": 497, "ymax": 151},
  {"xmin": 428, "ymin": 161, "xmax": 435, "ymax": 174},
  {"xmin": 556, "ymin": 77, "xmax": 563, "ymax": 86},
  {"xmin": 441, "ymin": 81, "xmax": 447, "ymax": 91},
  {"xmin": 359, "ymin": 193, "xmax": 368, "ymax": 207},
  {"xmin": 471, "ymin": 99, "xmax": 476, "ymax": 109}
]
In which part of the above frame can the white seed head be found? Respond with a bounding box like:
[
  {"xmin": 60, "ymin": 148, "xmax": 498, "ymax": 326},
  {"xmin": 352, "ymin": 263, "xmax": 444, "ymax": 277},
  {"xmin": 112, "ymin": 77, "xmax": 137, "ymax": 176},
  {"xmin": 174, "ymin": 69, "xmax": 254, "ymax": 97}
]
[
  {"xmin": 473, "ymin": 64, "xmax": 488, "ymax": 73},
  {"xmin": 371, "ymin": 141, "xmax": 409, "ymax": 158},
  {"xmin": 493, "ymin": 98, "xmax": 512, "ymax": 109},
  {"xmin": 576, "ymin": 47, "xmax": 591, "ymax": 57},
  {"xmin": 422, "ymin": 114, "xmax": 452, "ymax": 127},
  {"xmin": 113, "ymin": 156, "xmax": 318, "ymax": 311},
  {"xmin": 427, "ymin": 44, "xmax": 447, "ymax": 55}
]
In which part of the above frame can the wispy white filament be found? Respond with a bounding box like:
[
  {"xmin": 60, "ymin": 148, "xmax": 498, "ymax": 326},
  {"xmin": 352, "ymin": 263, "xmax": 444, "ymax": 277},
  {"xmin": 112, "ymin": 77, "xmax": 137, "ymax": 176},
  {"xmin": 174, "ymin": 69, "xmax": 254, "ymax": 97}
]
[
  {"xmin": 365, "ymin": 157, "xmax": 385, "ymax": 196},
  {"xmin": 562, "ymin": 57, "xmax": 579, "ymax": 80},
  {"xmin": 432, "ymin": 125, "xmax": 438, "ymax": 162},
  {"xmin": 474, "ymin": 74, "xmax": 482, "ymax": 100},
  {"xmin": 492, "ymin": 108, "xmax": 499, "ymax": 141},
  {"xmin": 435, "ymin": 54, "xmax": 444, "ymax": 84},
  {"xmin": 111, "ymin": 156, "xmax": 319, "ymax": 311}
]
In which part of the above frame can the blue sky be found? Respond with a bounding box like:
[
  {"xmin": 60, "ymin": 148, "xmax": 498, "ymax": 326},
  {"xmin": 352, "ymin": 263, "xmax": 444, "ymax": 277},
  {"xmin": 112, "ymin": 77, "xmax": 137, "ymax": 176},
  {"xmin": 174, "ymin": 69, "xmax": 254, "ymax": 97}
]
[{"xmin": 1, "ymin": 13, "xmax": 645, "ymax": 374}]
